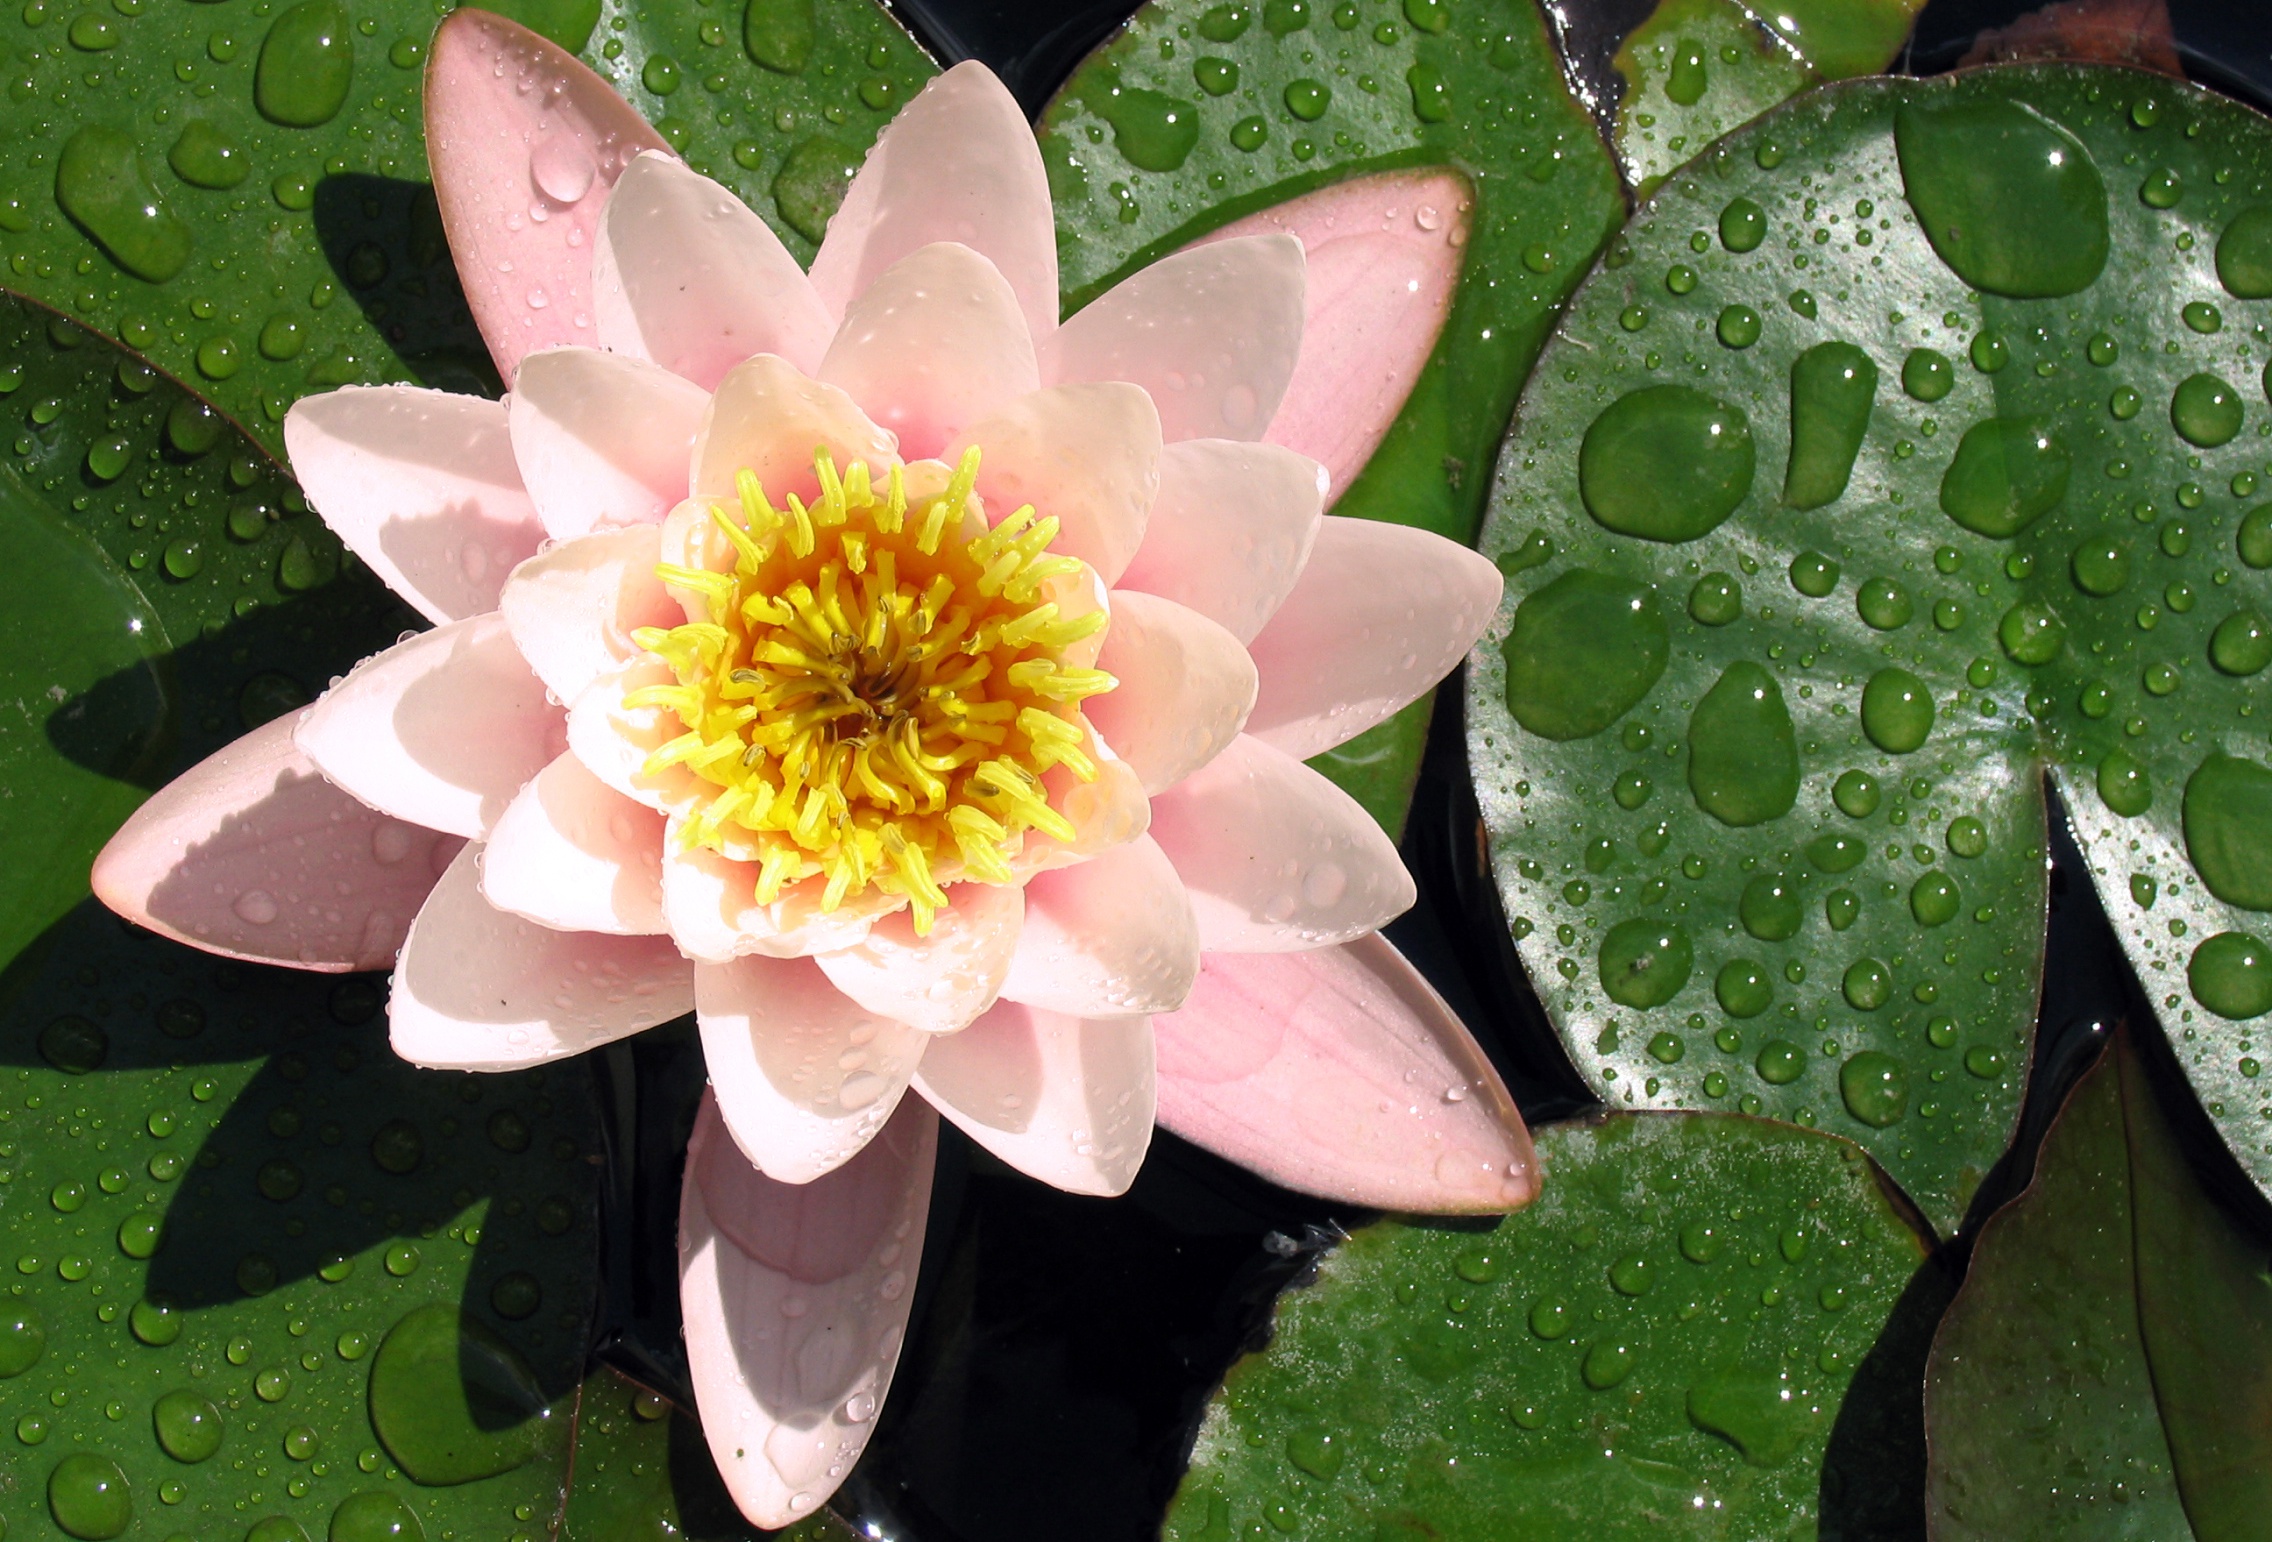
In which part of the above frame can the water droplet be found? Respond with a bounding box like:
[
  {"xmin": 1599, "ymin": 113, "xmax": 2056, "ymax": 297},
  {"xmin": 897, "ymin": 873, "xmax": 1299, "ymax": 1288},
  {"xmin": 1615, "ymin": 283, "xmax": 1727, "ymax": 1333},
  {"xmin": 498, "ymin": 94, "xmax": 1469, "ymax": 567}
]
[
  {"xmin": 370, "ymin": 1119, "xmax": 423, "ymax": 1175},
  {"xmin": 744, "ymin": 0, "xmax": 815, "ymax": 71},
  {"xmin": 1755, "ymin": 1040, "xmax": 1805, "ymax": 1085},
  {"xmin": 1784, "ymin": 342, "xmax": 1877, "ymax": 510},
  {"xmin": 368, "ymin": 1304, "xmax": 549, "ymax": 1485},
  {"xmin": 1998, "ymin": 601, "xmax": 2066, "ymax": 666},
  {"xmin": 1716, "ymin": 304, "xmax": 1761, "ymax": 350},
  {"xmin": 1739, "ymin": 874, "xmax": 1803, "ymax": 942},
  {"xmin": 54, "ymin": 127, "xmax": 192, "ymax": 283},
  {"xmin": 249, "ymin": 1516, "xmax": 310, "ymax": 1542},
  {"xmin": 1946, "ymin": 816, "xmax": 1987, "ymax": 857},
  {"xmin": 1789, "ymin": 550, "xmax": 1839, "ymax": 597},
  {"xmin": 2211, "ymin": 611, "xmax": 2272, "ymax": 675},
  {"xmin": 2070, "ymin": 537, "xmax": 2129, "ymax": 596},
  {"xmin": 1599, "ymin": 917, "xmax": 1693, "ymax": 1010},
  {"xmin": 1499, "ymin": 570, "xmax": 1668, "ymax": 739},
  {"xmin": 1678, "ymin": 1220, "xmax": 1723, "ymax": 1263},
  {"xmin": 166, "ymin": 120, "xmax": 247, "ymax": 191},
  {"xmin": 1910, "ymin": 871, "xmax": 1959, "ymax": 926},
  {"xmin": 2217, "ymin": 205, "xmax": 2272, "ymax": 298},
  {"xmin": 2172, "ymin": 372, "xmax": 2244, "ymax": 448},
  {"xmin": 1609, "ymin": 1254, "xmax": 1654, "ymax": 1295},
  {"xmin": 327, "ymin": 1491, "xmax": 426, "ymax": 1542},
  {"xmin": 1579, "ymin": 385, "xmax": 1755, "ymax": 543},
  {"xmin": 1860, "ymin": 667, "xmax": 1934, "ymax": 754},
  {"xmin": 490, "ymin": 1272, "xmax": 542, "ymax": 1321},
  {"xmin": 2192, "ymin": 931, "xmax": 2272, "ymax": 1018},
  {"xmin": 1855, "ymin": 576, "xmax": 1913, "ymax": 631},
  {"xmin": 2184, "ymin": 753, "xmax": 2272, "ymax": 909},
  {"xmin": 1688, "ymin": 662, "xmax": 1799, "ymax": 826},
  {"xmin": 1842, "ymin": 957, "xmax": 1891, "ymax": 1010},
  {"xmin": 39, "ymin": 1015, "xmax": 107, "ymax": 1073},
  {"xmin": 256, "ymin": 0, "xmax": 354, "ymax": 127},
  {"xmin": 1825, "ymin": 887, "xmax": 1861, "ymax": 930},
  {"xmin": 384, "ymin": 1242, "xmax": 421, "ymax": 1276},
  {"xmin": 152, "ymin": 1389, "xmax": 223, "ymax": 1462},
  {"xmin": 1095, "ymin": 86, "xmax": 1202, "ymax": 171},
  {"xmin": 770, "ymin": 138, "xmax": 859, "ymax": 244},
  {"xmin": 1940, "ymin": 416, "xmax": 2069, "ymax": 537},
  {"xmin": 1229, "ymin": 115, "xmax": 1268, "ymax": 152},
  {"xmin": 1688, "ymin": 571, "xmax": 1740, "ymax": 625},
  {"xmin": 1285, "ymin": 1427, "xmax": 1342, "ymax": 1479},
  {"xmin": 1832, "ymin": 770, "xmax": 1880, "ymax": 817},
  {"xmin": 1405, "ymin": 62, "xmax": 1450, "ymax": 124},
  {"xmin": 1199, "ymin": 1, "xmax": 1252, "ymax": 40},
  {"xmin": 1686, "ymin": 1371, "xmax": 1812, "ymax": 1466},
  {"xmin": 1283, "ymin": 77, "xmax": 1330, "ymax": 121},
  {"xmin": 1964, "ymin": 1045, "xmax": 2005, "ymax": 1079},
  {"xmin": 1581, "ymin": 1339, "xmax": 1636, "ymax": 1389},
  {"xmin": 1720, "ymin": 197, "xmax": 1765, "ymax": 252},
  {"xmin": 1900, "ymin": 347, "xmax": 1953, "ymax": 402},
  {"xmin": 1808, "ymin": 832, "xmax": 1867, "ymax": 873},
  {"xmin": 1893, "ymin": 96, "xmax": 2108, "ymax": 297},
  {"xmin": 130, "ymin": 1294, "xmax": 181, "ymax": 1346},
  {"xmin": 2184, "ymin": 300, "xmax": 2223, "ymax": 334},
  {"xmin": 1716, "ymin": 959, "xmax": 1772, "ymax": 1017},
  {"xmin": 47, "ymin": 1454, "xmax": 131, "ymax": 1539},
  {"xmin": 2140, "ymin": 165, "xmax": 2183, "ymax": 208},
  {"xmin": 0, "ymin": 1305, "xmax": 45, "ymax": 1376}
]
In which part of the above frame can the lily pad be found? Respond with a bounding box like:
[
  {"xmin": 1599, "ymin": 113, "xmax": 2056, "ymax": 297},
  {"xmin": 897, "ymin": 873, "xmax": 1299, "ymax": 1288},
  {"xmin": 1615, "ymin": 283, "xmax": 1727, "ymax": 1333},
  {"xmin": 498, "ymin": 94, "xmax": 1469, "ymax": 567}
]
[{"xmin": 1163, "ymin": 1111, "xmax": 1935, "ymax": 1540}]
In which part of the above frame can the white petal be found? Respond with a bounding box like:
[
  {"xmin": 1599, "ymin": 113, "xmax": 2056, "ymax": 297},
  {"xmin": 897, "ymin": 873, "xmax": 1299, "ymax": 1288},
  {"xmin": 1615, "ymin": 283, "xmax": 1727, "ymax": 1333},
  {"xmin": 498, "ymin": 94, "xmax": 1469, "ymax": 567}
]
[
  {"xmin": 948, "ymin": 382, "xmax": 1160, "ymax": 588},
  {"xmin": 814, "ymin": 881, "xmax": 1023, "ymax": 1035},
  {"xmin": 660, "ymin": 838, "xmax": 896, "ymax": 962},
  {"xmin": 914, "ymin": 1003, "xmax": 1154, "ymax": 1196},
  {"xmin": 567, "ymin": 656, "xmax": 706, "ymax": 819},
  {"xmin": 499, "ymin": 524, "xmax": 680, "ymax": 703},
  {"xmin": 507, "ymin": 347, "xmax": 708, "ymax": 540},
  {"xmin": 1085, "ymin": 589, "xmax": 1255, "ymax": 795},
  {"xmin": 999, "ymin": 834, "xmax": 1197, "ymax": 1016},
  {"xmin": 1115, "ymin": 439, "xmax": 1323, "ymax": 644},
  {"xmin": 480, "ymin": 751, "xmax": 665, "ymax": 934},
  {"xmin": 693, "ymin": 353, "xmax": 897, "ymax": 504}
]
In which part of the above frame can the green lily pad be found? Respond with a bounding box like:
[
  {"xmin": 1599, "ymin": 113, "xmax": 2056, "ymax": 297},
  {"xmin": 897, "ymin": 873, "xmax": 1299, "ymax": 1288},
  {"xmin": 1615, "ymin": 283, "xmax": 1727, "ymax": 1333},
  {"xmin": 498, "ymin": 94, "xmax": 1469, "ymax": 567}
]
[
  {"xmin": 1037, "ymin": 0, "xmax": 1624, "ymax": 834},
  {"xmin": 1163, "ymin": 1111, "xmax": 1935, "ymax": 1540}
]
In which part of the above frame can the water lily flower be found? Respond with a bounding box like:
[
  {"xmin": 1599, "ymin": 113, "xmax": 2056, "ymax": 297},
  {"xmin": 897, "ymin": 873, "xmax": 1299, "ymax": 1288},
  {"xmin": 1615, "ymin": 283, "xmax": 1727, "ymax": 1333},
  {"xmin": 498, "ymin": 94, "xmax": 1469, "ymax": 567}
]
[{"xmin": 91, "ymin": 13, "xmax": 1530, "ymax": 1524}]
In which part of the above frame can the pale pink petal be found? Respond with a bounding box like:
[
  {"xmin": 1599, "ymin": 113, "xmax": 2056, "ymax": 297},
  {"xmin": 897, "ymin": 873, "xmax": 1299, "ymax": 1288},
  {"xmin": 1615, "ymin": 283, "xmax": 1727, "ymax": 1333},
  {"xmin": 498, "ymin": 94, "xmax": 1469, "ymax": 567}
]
[
  {"xmin": 1191, "ymin": 169, "xmax": 1469, "ymax": 501},
  {"xmin": 948, "ymin": 382, "xmax": 1160, "ymax": 588},
  {"xmin": 507, "ymin": 347, "xmax": 708, "ymax": 540},
  {"xmin": 90, "ymin": 710, "xmax": 462, "ymax": 973},
  {"xmin": 680, "ymin": 1091, "xmax": 934, "ymax": 1527},
  {"xmin": 1146, "ymin": 734, "xmax": 1413, "ymax": 951},
  {"xmin": 500, "ymin": 524, "xmax": 680, "ymax": 703},
  {"xmin": 296, "ymin": 614, "xmax": 563, "ymax": 839},
  {"xmin": 424, "ymin": 7, "xmax": 669, "ymax": 379},
  {"xmin": 693, "ymin": 354, "xmax": 898, "ymax": 505},
  {"xmin": 1245, "ymin": 517, "xmax": 1502, "ymax": 759},
  {"xmin": 694, "ymin": 955, "xmax": 928, "ymax": 1183},
  {"xmin": 1115, "ymin": 439, "xmax": 1324, "ymax": 644},
  {"xmin": 595, "ymin": 151, "xmax": 835, "ymax": 386},
  {"xmin": 999, "ymin": 834, "xmax": 1197, "ymax": 1017},
  {"xmin": 284, "ymin": 386, "xmax": 544, "ymax": 626},
  {"xmin": 808, "ymin": 60, "xmax": 1058, "ymax": 346},
  {"xmin": 817, "ymin": 243, "xmax": 1038, "ymax": 462},
  {"xmin": 390, "ymin": 842, "xmax": 693, "ymax": 1069},
  {"xmin": 912, "ymin": 1003, "xmax": 1153, "ymax": 1196},
  {"xmin": 1085, "ymin": 590, "xmax": 1255, "ymax": 795},
  {"xmin": 1045, "ymin": 234, "xmax": 1305, "ymax": 443},
  {"xmin": 660, "ymin": 838, "xmax": 897, "ymax": 962},
  {"xmin": 568, "ymin": 656, "xmax": 705, "ymax": 818},
  {"xmin": 1026, "ymin": 751, "xmax": 1150, "ymax": 873},
  {"xmin": 480, "ymin": 751, "xmax": 665, "ymax": 934},
  {"xmin": 1153, "ymin": 933, "xmax": 1534, "ymax": 1212},
  {"xmin": 814, "ymin": 882, "xmax": 1023, "ymax": 1035}
]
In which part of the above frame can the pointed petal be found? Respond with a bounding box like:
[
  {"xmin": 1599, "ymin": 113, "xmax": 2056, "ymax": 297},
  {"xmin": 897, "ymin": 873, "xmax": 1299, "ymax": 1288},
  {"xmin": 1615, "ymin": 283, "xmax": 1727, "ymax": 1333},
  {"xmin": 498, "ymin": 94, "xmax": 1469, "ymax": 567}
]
[
  {"xmin": 1146, "ymin": 734, "xmax": 1412, "ymax": 951},
  {"xmin": 284, "ymin": 386, "xmax": 545, "ymax": 625},
  {"xmin": 694, "ymin": 955, "xmax": 927, "ymax": 1183},
  {"xmin": 808, "ymin": 60, "xmax": 1058, "ymax": 346},
  {"xmin": 999, "ymin": 834, "xmax": 1197, "ymax": 1017},
  {"xmin": 508, "ymin": 347, "xmax": 707, "ymax": 540},
  {"xmin": 693, "ymin": 353, "xmax": 897, "ymax": 503},
  {"xmin": 948, "ymin": 382, "xmax": 1160, "ymax": 588},
  {"xmin": 390, "ymin": 842, "xmax": 693, "ymax": 1069},
  {"xmin": 814, "ymin": 881, "xmax": 1022, "ymax": 1035},
  {"xmin": 680, "ymin": 1091, "xmax": 934, "ymax": 1528},
  {"xmin": 660, "ymin": 838, "xmax": 896, "ymax": 962},
  {"xmin": 424, "ymin": 7, "xmax": 670, "ymax": 379},
  {"xmin": 1114, "ymin": 438, "xmax": 1324, "ymax": 644},
  {"xmin": 1045, "ymin": 234, "xmax": 1305, "ymax": 443},
  {"xmin": 596, "ymin": 151, "xmax": 835, "ymax": 386},
  {"xmin": 1153, "ymin": 933, "xmax": 1534, "ymax": 1212},
  {"xmin": 500, "ymin": 524, "xmax": 680, "ymax": 703},
  {"xmin": 1191, "ymin": 169, "xmax": 1469, "ymax": 501},
  {"xmin": 90, "ymin": 710, "xmax": 462, "ymax": 972},
  {"xmin": 817, "ymin": 242, "xmax": 1038, "ymax": 461},
  {"xmin": 1245, "ymin": 516, "xmax": 1502, "ymax": 759},
  {"xmin": 480, "ymin": 751, "xmax": 665, "ymax": 934},
  {"xmin": 296, "ymin": 614, "xmax": 564, "ymax": 839},
  {"xmin": 1084, "ymin": 589, "xmax": 1255, "ymax": 795},
  {"xmin": 913, "ymin": 1003, "xmax": 1154, "ymax": 1196}
]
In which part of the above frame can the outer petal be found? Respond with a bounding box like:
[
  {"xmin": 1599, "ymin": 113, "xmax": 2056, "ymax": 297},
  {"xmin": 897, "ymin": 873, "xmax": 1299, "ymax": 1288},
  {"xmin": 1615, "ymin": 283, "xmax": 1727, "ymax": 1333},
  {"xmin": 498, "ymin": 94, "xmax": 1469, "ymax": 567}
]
[
  {"xmin": 1244, "ymin": 517, "xmax": 1503, "ymax": 759},
  {"xmin": 1146, "ymin": 734, "xmax": 1413, "ymax": 951},
  {"xmin": 694, "ymin": 354, "xmax": 898, "ymax": 504},
  {"xmin": 913, "ymin": 1003, "xmax": 1154, "ymax": 1196},
  {"xmin": 999, "ymin": 834, "xmax": 1198, "ymax": 1017},
  {"xmin": 508, "ymin": 347, "xmax": 709, "ymax": 540},
  {"xmin": 1045, "ymin": 234, "xmax": 1305, "ymax": 443},
  {"xmin": 499, "ymin": 524, "xmax": 680, "ymax": 703},
  {"xmin": 694, "ymin": 955, "xmax": 928, "ymax": 1184},
  {"xmin": 90, "ymin": 710, "xmax": 462, "ymax": 972},
  {"xmin": 948, "ymin": 382, "xmax": 1160, "ymax": 588},
  {"xmin": 1152, "ymin": 933, "xmax": 1534, "ymax": 1212},
  {"xmin": 660, "ymin": 839, "xmax": 896, "ymax": 962},
  {"xmin": 390, "ymin": 842, "xmax": 693, "ymax": 1069},
  {"xmin": 595, "ymin": 151, "xmax": 835, "ymax": 386},
  {"xmin": 817, "ymin": 242, "xmax": 1038, "ymax": 462},
  {"xmin": 480, "ymin": 751, "xmax": 665, "ymax": 934},
  {"xmin": 680, "ymin": 1091, "xmax": 934, "ymax": 1528},
  {"xmin": 423, "ymin": 7, "xmax": 670, "ymax": 379},
  {"xmin": 1084, "ymin": 589, "xmax": 1255, "ymax": 795},
  {"xmin": 296, "ymin": 614, "xmax": 563, "ymax": 840},
  {"xmin": 284, "ymin": 386, "xmax": 544, "ymax": 626},
  {"xmin": 808, "ymin": 60, "xmax": 1059, "ymax": 347},
  {"xmin": 1192, "ymin": 168, "xmax": 1470, "ymax": 501},
  {"xmin": 1114, "ymin": 438, "xmax": 1323, "ymax": 644},
  {"xmin": 814, "ymin": 881, "xmax": 1023, "ymax": 1035}
]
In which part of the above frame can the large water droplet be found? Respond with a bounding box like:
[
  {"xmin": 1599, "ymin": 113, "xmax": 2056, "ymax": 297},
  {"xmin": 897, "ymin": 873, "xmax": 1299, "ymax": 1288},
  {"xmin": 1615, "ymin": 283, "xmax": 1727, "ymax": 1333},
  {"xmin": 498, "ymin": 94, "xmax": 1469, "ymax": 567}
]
[
  {"xmin": 2070, "ymin": 537, "xmax": 2129, "ymax": 596},
  {"xmin": 1285, "ymin": 1427, "xmax": 1342, "ymax": 1479},
  {"xmin": 772, "ymin": 138, "xmax": 860, "ymax": 245},
  {"xmin": 1499, "ymin": 570, "xmax": 1668, "ymax": 740},
  {"xmin": 1784, "ymin": 342, "xmax": 1878, "ymax": 510},
  {"xmin": 1581, "ymin": 1338, "xmax": 1636, "ymax": 1389},
  {"xmin": 1579, "ymin": 385, "xmax": 1755, "ymax": 543},
  {"xmin": 328, "ymin": 1491, "xmax": 426, "ymax": 1542},
  {"xmin": 47, "ymin": 1454, "xmax": 132, "ymax": 1540},
  {"xmin": 153, "ymin": 1389, "xmax": 224, "ymax": 1462},
  {"xmin": 54, "ymin": 127, "xmax": 192, "ymax": 284},
  {"xmin": 2184, "ymin": 754, "xmax": 2272, "ymax": 910},
  {"xmin": 1860, "ymin": 668, "xmax": 1933, "ymax": 754},
  {"xmin": 167, "ymin": 120, "xmax": 247, "ymax": 190},
  {"xmin": 1093, "ymin": 85, "xmax": 1202, "ymax": 172},
  {"xmin": 1598, "ymin": 918, "xmax": 1692, "ymax": 1008},
  {"xmin": 743, "ymin": 0, "xmax": 815, "ymax": 70},
  {"xmin": 2191, "ymin": 931, "xmax": 2272, "ymax": 1019},
  {"xmin": 2212, "ymin": 611, "xmax": 2272, "ymax": 676},
  {"xmin": 39, "ymin": 1015, "xmax": 108, "ymax": 1073},
  {"xmin": 475, "ymin": 0, "xmax": 603, "ymax": 50},
  {"xmin": 2172, "ymin": 372, "xmax": 2244, "ymax": 448},
  {"xmin": 1688, "ymin": 661, "xmax": 1799, "ymax": 825},
  {"xmin": 0, "ymin": 1304, "xmax": 45, "ymax": 1376},
  {"xmin": 1940, "ymin": 417, "xmax": 2070, "ymax": 537},
  {"xmin": 256, "ymin": 0, "xmax": 355, "ymax": 128},
  {"xmin": 1755, "ymin": 1040, "xmax": 1805, "ymax": 1084},
  {"xmin": 1687, "ymin": 1370, "xmax": 1813, "ymax": 1466},
  {"xmin": 1739, "ymin": 874, "xmax": 1803, "ymax": 942},
  {"xmin": 368, "ymin": 1304, "xmax": 551, "ymax": 1485},
  {"xmin": 2098, "ymin": 747, "xmax": 2152, "ymax": 816},
  {"xmin": 1893, "ymin": 94, "xmax": 2108, "ymax": 297},
  {"xmin": 2217, "ymin": 205, "xmax": 2272, "ymax": 299},
  {"xmin": 1716, "ymin": 959, "xmax": 1772, "ymax": 1017},
  {"xmin": 1910, "ymin": 871, "xmax": 1959, "ymax": 926}
]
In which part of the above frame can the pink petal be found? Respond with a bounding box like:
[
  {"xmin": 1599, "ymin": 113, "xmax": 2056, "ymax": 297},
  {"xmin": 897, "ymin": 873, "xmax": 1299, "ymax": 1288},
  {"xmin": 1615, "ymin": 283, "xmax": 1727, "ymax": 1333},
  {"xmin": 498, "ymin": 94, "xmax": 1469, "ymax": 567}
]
[
  {"xmin": 1244, "ymin": 516, "xmax": 1502, "ymax": 760},
  {"xmin": 1189, "ymin": 169, "xmax": 1469, "ymax": 503},
  {"xmin": 680, "ymin": 1090, "xmax": 935, "ymax": 1527},
  {"xmin": 808, "ymin": 61, "xmax": 1059, "ymax": 347},
  {"xmin": 90, "ymin": 710, "xmax": 462, "ymax": 973},
  {"xmin": 480, "ymin": 751, "xmax": 665, "ymax": 934},
  {"xmin": 424, "ymin": 7, "xmax": 669, "ymax": 380},
  {"xmin": 507, "ymin": 347, "xmax": 708, "ymax": 540},
  {"xmin": 1045, "ymin": 234, "xmax": 1305, "ymax": 443},
  {"xmin": 1146, "ymin": 734, "xmax": 1413, "ymax": 951},
  {"xmin": 595, "ymin": 151, "xmax": 835, "ymax": 386},
  {"xmin": 948, "ymin": 382, "xmax": 1160, "ymax": 588},
  {"xmin": 912, "ymin": 1003, "xmax": 1154, "ymax": 1196},
  {"xmin": 694, "ymin": 955, "xmax": 927, "ymax": 1183},
  {"xmin": 1153, "ymin": 933, "xmax": 1535, "ymax": 1212},
  {"xmin": 284, "ymin": 386, "xmax": 544, "ymax": 626},
  {"xmin": 817, "ymin": 242, "xmax": 1038, "ymax": 462},
  {"xmin": 659, "ymin": 837, "xmax": 897, "ymax": 962},
  {"xmin": 1029, "ymin": 752, "xmax": 1151, "ymax": 872},
  {"xmin": 814, "ymin": 881, "xmax": 1023, "ymax": 1035},
  {"xmin": 499, "ymin": 524, "xmax": 680, "ymax": 703},
  {"xmin": 568, "ymin": 656, "xmax": 705, "ymax": 818},
  {"xmin": 1085, "ymin": 589, "xmax": 1255, "ymax": 795},
  {"xmin": 390, "ymin": 842, "xmax": 693, "ymax": 1069},
  {"xmin": 295, "ymin": 614, "xmax": 564, "ymax": 839},
  {"xmin": 1114, "ymin": 439, "xmax": 1324, "ymax": 644},
  {"xmin": 693, "ymin": 353, "xmax": 898, "ymax": 504},
  {"xmin": 999, "ymin": 834, "xmax": 1198, "ymax": 1017}
]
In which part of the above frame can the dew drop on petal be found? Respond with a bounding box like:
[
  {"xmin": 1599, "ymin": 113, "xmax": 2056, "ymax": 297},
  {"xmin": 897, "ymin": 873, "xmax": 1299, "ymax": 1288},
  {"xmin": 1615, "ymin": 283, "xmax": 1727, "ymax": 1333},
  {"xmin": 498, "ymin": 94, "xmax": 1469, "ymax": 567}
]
[{"xmin": 234, "ymin": 889, "xmax": 279, "ymax": 924}]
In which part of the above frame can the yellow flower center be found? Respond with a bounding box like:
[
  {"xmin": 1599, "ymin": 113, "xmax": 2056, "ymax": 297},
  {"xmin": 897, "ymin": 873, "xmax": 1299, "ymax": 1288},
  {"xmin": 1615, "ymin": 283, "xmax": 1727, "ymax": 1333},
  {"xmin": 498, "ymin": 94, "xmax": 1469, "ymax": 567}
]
[{"xmin": 628, "ymin": 445, "xmax": 1116, "ymax": 933}]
